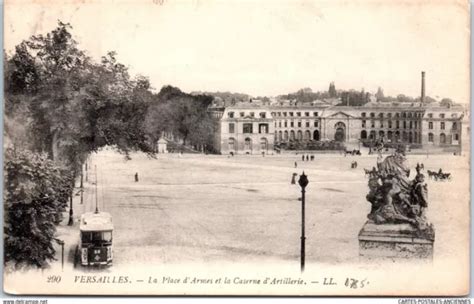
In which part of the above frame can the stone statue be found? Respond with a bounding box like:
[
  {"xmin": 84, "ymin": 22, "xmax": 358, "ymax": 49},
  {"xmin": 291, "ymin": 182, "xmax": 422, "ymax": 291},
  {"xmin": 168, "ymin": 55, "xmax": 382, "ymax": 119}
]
[{"xmin": 366, "ymin": 144, "xmax": 434, "ymax": 240}]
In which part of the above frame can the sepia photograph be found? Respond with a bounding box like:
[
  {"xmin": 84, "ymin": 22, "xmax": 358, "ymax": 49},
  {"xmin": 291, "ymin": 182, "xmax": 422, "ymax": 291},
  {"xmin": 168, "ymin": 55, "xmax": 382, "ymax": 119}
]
[{"xmin": 2, "ymin": 0, "xmax": 470, "ymax": 297}]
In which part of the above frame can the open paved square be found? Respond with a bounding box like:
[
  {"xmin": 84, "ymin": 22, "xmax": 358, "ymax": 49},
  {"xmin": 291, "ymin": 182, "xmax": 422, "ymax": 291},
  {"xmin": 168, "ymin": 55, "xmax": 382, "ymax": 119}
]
[{"xmin": 70, "ymin": 149, "xmax": 469, "ymax": 267}]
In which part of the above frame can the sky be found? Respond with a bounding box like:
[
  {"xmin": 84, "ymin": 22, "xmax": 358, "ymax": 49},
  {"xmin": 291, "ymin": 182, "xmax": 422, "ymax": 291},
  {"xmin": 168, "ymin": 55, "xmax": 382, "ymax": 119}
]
[{"xmin": 4, "ymin": 0, "xmax": 470, "ymax": 103}]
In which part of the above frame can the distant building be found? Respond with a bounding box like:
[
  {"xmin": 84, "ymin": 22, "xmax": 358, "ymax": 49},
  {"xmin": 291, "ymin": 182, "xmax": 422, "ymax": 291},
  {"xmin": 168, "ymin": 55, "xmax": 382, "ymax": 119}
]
[
  {"xmin": 209, "ymin": 73, "xmax": 466, "ymax": 154},
  {"xmin": 211, "ymin": 100, "xmax": 464, "ymax": 154}
]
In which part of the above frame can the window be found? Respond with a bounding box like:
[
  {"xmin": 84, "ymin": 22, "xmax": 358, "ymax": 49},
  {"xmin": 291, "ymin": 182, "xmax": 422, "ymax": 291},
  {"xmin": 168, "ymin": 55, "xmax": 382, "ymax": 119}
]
[
  {"xmin": 240, "ymin": 112, "xmax": 245, "ymax": 117},
  {"xmin": 379, "ymin": 113, "xmax": 384, "ymax": 118},
  {"xmin": 283, "ymin": 112, "xmax": 287, "ymax": 117},
  {"xmin": 306, "ymin": 121, "xmax": 310, "ymax": 127},
  {"xmin": 428, "ymin": 122, "xmax": 433, "ymax": 129},
  {"xmin": 428, "ymin": 133, "xmax": 434, "ymax": 142},
  {"xmin": 362, "ymin": 120, "xmax": 366, "ymax": 128},
  {"xmin": 284, "ymin": 121, "xmax": 288, "ymax": 127},
  {"xmin": 313, "ymin": 112, "xmax": 319, "ymax": 117},
  {"xmin": 290, "ymin": 121, "xmax": 294, "ymax": 127},
  {"xmin": 278, "ymin": 121, "xmax": 282, "ymax": 128},
  {"xmin": 259, "ymin": 124, "xmax": 268, "ymax": 134},
  {"xmin": 228, "ymin": 112, "xmax": 234, "ymax": 118},
  {"xmin": 396, "ymin": 121, "xmax": 400, "ymax": 129},
  {"xmin": 314, "ymin": 121, "xmax": 319, "ymax": 127},
  {"xmin": 427, "ymin": 113, "xmax": 433, "ymax": 118},
  {"xmin": 297, "ymin": 112, "xmax": 301, "ymax": 117},
  {"xmin": 371, "ymin": 120, "xmax": 375, "ymax": 128},
  {"xmin": 370, "ymin": 113, "xmax": 375, "ymax": 118},
  {"xmin": 259, "ymin": 112, "xmax": 266, "ymax": 118},
  {"xmin": 289, "ymin": 112, "xmax": 294, "ymax": 117},
  {"xmin": 361, "ymin": 112, "xmax": 366, "ymax": 117},
  {"xmin": 409, "ymin": 121, "xmax": 413, "ymax": 129},
  {"xmin": 244, "ymin": 138, "xmax": 252, "ymax": 150},
  {"xmin": 297, "ymin": 121, "xmax": 302, "ymax": 128},
  {"xmin": 395, "ymin": 113, "xmax": 400, "ymax": 118},
  {"xmin": 229, "ymin": 123, "xmax": 235, "ymax": 133},
  {"xmin": 305, "ymin": 112, "xmax": 310, "ymax": 117},
  {"xmin": 228, "ymin": 138, "xmax": 235, "ymax": 150},
  {"xmin": 403, "ymin": 121, "xmax": 406, "ymax": 129},
  {"xmin": 453, "ymin": 122, "xmax": 457, "ymax": 130},
  {"xmin": 388, "ymin": 113, "xmax": 392, "ymax": 118},
  {"xmin": 250, "ymin": 112, "xmax": 255, "ymax": 118},
  {"xmin": 440, "ymin": 133, "xmax": 446, "ymax": 144},
  {"xmin": 414, "ymin": 121, "xmax": 418, "ymax": 129},
  {"xmin": 454, "ymin": 134, "xmax": 459, "ymax": 141},
  {"xmin": 243, "ymin": 123, "xmax": 253, "ymax": 133},
  {"xmin": 388, "ymin": 120, "xmax": 392, "ymax": 128},
  {"xmin": 440, "ymin": 122, "xmax": 445, "ymax": 130},
  {"xmin": 439, "ymin": 113, "xmax": 445, "ymax": 118}
]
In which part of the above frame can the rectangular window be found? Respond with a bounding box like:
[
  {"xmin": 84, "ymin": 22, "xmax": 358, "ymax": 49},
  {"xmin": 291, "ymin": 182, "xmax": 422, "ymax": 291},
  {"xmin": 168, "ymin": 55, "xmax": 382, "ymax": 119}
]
[
  {"xmin": 428, "ymin": 133, "xmax": 434, "ymax": 142},
  {"xmin": 440, "ymin": 114, "xmax": 445, "ymax": 118},
  {"xmin": 314, "ymin": 121, "xmax": 318, "ymax": 127},
  {"xmin": 229, "ymin": 123, "xmax": 235, "ymax": 133},
  {"xmin": 228, "ymin": 112, "xmax": 234, "ymax": 118},
  {"xmin": 453, "ymin": 122, "xmax": 457, "ymax": 130},
  {"xmin": 388, "ymin": 121, "xmax": 392, "ymax": 128},
  {"xmin": 298, "ymin": 122, "xmax": 302, "ymax": 128},
  {"xmin": 240, "ymin": 112, "xmax": 245, "ymax": 117},
  {"xmin": 371, "ymin": 120, "xmax": 375, "ymax": 128},
  {"xmin": 403, "ymin": 121, "xmax": 406, "ymax": 129},
  {"xmin": 284, "ymin": 121, "xmax": 288, "ymax": 127},
  {"xmin": 428, "ymin": 122, "xmax": 433, "ymax": 129},
  {"xmin": 283, "ymin": 112, "xmax": 287, "ymax": 117},
  {"xmin": 454, "ymin": 134, "xmax": 459, "ymax": 141},
  {"xmin": 250, "ymin": 112, "xmax": 255, "ymax": 118},
  {"xmin": 396, "ymin": 121, "xmax": 400, "ymax": 129},
  {"xmin": 258, "ymin": 124, "xmax": 268, "ymax": 134},
  {"xmin": 289, "ymin": 112, "xmax": 294, "ymax": 117},
  {"xmin": 409, "ymin": 121, "xmax": 413, "ymax": 129},
  {"xmin": 297, "ymin": 112, "xmax": 301, "ymax": 117},
  {"xmin": 290, "ymin": 121, "xmax": 294, "ymax": 127},
  {"xmin": 306, "ymin": 121, "xmax": 310, "ymax": 127},
  {"xmin": 361, "ymin": 112, "xmax": 366, "ymax": 117},
  {"xmin": 243, "ymin": 123, "xmax": 253, "ymax": 133},
  {"xmin": 428, "ymin": 113, "xmax": 433, "ymax": 118},
  {"xmin": 305, "ymin": 112, "xmax": 310, "ymax": 117},
  {"xmin": 440, "ymin": 122, "xmax": 445, "ymax": 130},
  {"xmin": 313, "ymin": 112, "xmax": 319, "ymax": 117},
  {"xmin": 259, "ymin": 112, "xmax": 266, "ymax": 118},
  {"xmin": 278, "ymin": 121, "xmax": 282, "ymax": 128}
]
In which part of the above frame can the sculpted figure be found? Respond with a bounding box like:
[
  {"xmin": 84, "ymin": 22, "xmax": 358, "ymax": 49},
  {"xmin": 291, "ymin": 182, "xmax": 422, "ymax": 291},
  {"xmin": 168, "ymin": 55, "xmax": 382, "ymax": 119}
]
[{"xmin": 366, "ymin": 144, "xmax": 434, "ymax": 239}]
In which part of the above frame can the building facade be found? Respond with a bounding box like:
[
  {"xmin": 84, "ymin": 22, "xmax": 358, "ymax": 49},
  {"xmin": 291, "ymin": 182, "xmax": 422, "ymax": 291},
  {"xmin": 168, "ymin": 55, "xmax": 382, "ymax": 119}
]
[{"xmin": 214, "ymin": 100, "xmax": 465, "ymax": 155}]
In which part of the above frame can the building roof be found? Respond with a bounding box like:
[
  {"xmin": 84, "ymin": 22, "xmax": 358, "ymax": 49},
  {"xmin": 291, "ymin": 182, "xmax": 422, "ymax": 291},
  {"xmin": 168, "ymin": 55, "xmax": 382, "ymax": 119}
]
[{"xmin": 80, "ymin": 212, "xmax": 113, "ymax": 231}]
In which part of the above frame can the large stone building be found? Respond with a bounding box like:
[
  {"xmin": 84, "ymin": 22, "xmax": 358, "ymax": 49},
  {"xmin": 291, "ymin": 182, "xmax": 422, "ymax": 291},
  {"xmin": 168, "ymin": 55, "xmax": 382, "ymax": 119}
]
[
  {"xmin": 210, "ymin": 99, "xmax": 465, "ymax": 155},
  {"xmin": 209, "ymin": 73, "xmax": 466, "ymax": 155}
]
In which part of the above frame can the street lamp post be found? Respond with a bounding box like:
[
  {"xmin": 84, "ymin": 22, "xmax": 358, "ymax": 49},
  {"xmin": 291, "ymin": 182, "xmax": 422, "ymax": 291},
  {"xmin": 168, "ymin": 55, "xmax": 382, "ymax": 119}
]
[{"xmin": 298, "ymin": 172, "xmax": 309, "ymax": 272}]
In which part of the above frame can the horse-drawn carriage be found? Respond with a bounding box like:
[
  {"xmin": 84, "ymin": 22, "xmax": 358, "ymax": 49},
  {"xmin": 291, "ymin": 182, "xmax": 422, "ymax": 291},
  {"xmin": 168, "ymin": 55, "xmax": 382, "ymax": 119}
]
[{"xmin": 427, "ymin": 170, "xmax": 451, "ymax": 181}]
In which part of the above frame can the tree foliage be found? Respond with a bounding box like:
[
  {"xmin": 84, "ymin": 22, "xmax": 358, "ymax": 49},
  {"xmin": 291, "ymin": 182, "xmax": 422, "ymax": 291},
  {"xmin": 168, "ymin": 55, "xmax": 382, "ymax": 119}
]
[{"xmin": 4, "ymin": 148, "xmax": 73, "ymax": 268}]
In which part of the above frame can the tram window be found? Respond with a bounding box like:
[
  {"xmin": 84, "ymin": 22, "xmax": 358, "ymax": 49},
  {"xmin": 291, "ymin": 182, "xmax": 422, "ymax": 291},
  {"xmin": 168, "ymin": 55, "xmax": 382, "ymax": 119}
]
[{"xmin": 82, "ymin": 231, "xmax": 112, "ymax": 242}]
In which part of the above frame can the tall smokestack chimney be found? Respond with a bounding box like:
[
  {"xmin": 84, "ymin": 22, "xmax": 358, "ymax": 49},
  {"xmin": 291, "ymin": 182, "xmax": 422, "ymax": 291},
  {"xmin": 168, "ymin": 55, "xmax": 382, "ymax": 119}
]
[{"xmin": 421, "ymin": 71, "xmax": 425, "ymax": 103}]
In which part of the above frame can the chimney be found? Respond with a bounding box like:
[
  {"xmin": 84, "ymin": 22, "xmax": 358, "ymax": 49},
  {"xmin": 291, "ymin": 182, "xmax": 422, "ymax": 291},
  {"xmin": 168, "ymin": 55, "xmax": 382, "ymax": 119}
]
[{"xmin": 421, "ymin": 71, "xmax": 425, "ymax": 103}]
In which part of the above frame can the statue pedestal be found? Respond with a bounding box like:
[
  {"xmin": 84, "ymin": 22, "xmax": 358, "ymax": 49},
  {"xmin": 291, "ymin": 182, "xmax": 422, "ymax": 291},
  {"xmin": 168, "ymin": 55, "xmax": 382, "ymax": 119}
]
[{"xmin": 358, "ymin": 221, "xmax": 434, "ymax": 261}]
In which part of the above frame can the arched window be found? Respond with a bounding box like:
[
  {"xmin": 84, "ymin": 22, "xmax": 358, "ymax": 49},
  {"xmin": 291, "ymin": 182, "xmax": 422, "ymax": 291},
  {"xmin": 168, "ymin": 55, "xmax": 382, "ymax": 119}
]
[
  {"xmin": 369, "ymin": 130, "xmax": 376, "ymax": 140},
  {"xmin": 440, "ymin": 133, "xmax": 446, "ymax": 144},
  {"xmin": 304, "ymin": 130, "xmax": 311, "ymax": 140},
  {"xmin": 395, "ymin": 131, "xmax": 400, "ymax": 142},
  {"xmin": 290, "ymin": 130, "xmax": 295, "ymax": 141},
  {"xmin": 313, "ymin": 130, "xmax": 320, "ymax": 141},
  {"xmin": 379, "ymin": 130, "xmax": 385, "ymax": 139},
  {"xmin": 360, "ymin": 130, "xmax": 367, "ymax": 139},
  {"xmin": 260, "ymin": 138, "xmax": 268, "ymax": 150},
  {"xmin": 387, "ymin": 131, "xmax": 393, "ymax": 142},
  {"xmin": 244, "ymin": 138, "xmax": 252, "ymax": 150},
  {"xmin": 428, "ymin": 133, "xmax": 434, "ymax": 142},
  {"xmin": 408, "ymin": 132, "xmax": 413, "ymax": 143},
  {"xmin": 284, "ymin": 131, "xmax": 289, "ymax": 141},
  {"xmin": 297, "ymin": 130, "xmax": 303, "ymax": 141},
  {"xmin": 228, "ymin": 138, "xmax": 235, "ymax": 151},
  {"xmin": 278, "ymin": 131, "xmax": 282, "ymax": 141}
]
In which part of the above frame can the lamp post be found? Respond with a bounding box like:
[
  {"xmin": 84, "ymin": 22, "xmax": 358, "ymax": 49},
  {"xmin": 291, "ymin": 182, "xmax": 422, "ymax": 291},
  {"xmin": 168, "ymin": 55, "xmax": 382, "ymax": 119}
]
[{"xmin": 298, "ymin": 171, "xmax": 309, "ymax": 272}]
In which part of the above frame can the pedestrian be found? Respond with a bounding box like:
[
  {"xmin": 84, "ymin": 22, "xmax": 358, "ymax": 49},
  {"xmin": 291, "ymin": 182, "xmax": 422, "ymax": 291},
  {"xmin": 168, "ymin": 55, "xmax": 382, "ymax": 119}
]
[
  {"xmin": 291, "ymin": 173, "xmax": 297, "ymax": 184},
  {"xmin": 306, "ymin": 155, "xmax": 309, "ymax": 161},
  {"xmin": 302, "ymin": 155, "xmax": 304, "ymax": 161},
  {"xmin": 135, "ymin": 172, "xmax": 139, "ymax": 182},
  {"xmin": 295, "ymin": 161, "xmax": 298, "ymax": 168}
]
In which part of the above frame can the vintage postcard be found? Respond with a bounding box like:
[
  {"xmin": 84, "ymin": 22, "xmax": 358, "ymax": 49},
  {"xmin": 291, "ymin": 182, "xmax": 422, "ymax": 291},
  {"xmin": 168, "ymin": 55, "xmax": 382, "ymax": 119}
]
[{"xmin": 3, "ymin": 0, "xmax": 470, "ymax": 296}]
